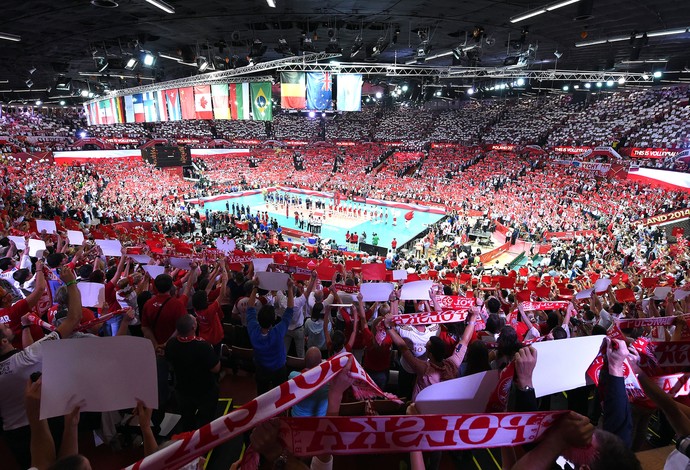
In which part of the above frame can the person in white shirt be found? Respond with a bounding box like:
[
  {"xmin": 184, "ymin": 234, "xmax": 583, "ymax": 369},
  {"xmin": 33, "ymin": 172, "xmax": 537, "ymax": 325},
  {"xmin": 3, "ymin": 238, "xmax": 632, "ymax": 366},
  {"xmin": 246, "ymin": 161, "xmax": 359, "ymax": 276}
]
[{"xmin": 283, "ymin": 273, "xmax": 316, "ymax": 359}]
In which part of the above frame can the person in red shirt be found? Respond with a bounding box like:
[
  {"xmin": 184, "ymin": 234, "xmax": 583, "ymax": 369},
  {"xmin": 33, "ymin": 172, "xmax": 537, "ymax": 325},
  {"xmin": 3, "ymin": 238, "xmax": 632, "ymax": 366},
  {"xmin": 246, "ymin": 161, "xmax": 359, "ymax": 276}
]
[
  {"xmin": 391, "ymin": 238, "xmax": 398, "ymax": 250},
  {"xmin": 179, "ymin": 263, "xmax": 227, "ymax": 356},
  {"xmin": 141, "ymin": 274, "xmax": 188, "ymax": 351},
  {"xmin": 0, "ymin": 260, "xmax": 47, "ymax": 349}
]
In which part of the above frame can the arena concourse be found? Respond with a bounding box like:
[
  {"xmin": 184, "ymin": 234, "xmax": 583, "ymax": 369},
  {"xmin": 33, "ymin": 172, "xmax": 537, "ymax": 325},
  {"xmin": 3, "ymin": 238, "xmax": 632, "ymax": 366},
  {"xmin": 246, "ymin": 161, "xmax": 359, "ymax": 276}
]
[{"xmin": 2, "ymin": 2, "xmax": 690, "ymax": 470}]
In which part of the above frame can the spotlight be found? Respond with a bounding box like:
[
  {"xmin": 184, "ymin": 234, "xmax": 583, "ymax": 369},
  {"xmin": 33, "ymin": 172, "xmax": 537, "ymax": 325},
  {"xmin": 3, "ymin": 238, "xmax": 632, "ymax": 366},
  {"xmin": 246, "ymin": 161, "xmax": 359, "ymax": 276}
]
[
  {"xmin": 606, "ymin": 80, "xmax": 614, "ymax": 86},
  {"xmin": 642, "ymin": 73, "xmax": 650, "ymax": 80},
  {"xmin": 375, "ymin": 91, "xmax": 382, "ymax": 99},
  {"xmin": 275, "ymin": 38, "xmax": 295, "ymax": 56},
  {"xmin": 371, "ymin": 37, "xmax": 388, "ymax": 57},
  {"xmin": 517, "ymin": 78, "xmax": 525, "ymax": 86},
  {"xmin": 351, "ymin": 35, "xmax": 363, "ymax": 57},
  {"xmin": 467, "ymin": 87, "xmax": 475, "ymax": 95},
  {"xmin": 617, "ymin": 77, "xmax": 625, "ymax": 84},
  {"xmin": 88, "ymin": 92, "xmax": 94, "ymax": 98},
  {"xmin": 25, "ymin": 79, "xmax": 33, "ymax": 88},
  {"xmin": 59, "ymin": 100, "xmax": 66, "ymax": 105},
  {"xmin": 563, "ymin": 85, "xmax": 569, "ymax": 91},
  {"xmin": 55, "ymin": 77, "xmax": 72, "ymax": 91},
  {"xmin": 80, "ymin": 131, "xmax": 87, "ymax": 138},
  {"xmin": 250, "ymin": 39, "xmax": 267, "ymax": 57},
  {"xmin": 96, "ymin": 57, "xmax": 109, "ymax": 72},
  {"xmin": 125, "ymin": 57, "xmax": 138, "ymax": 70},
  {"xmin": 81, "ymin": 89, "xmax": 89, "ymax": 97},
  {"xmin": 308, "ymin": 111, "xmax": 316, "ymax": 118},
  {"xmin": 35, "ymin": 100, "xmax": 42, "ymax": 106},
  {"xmin": 142, "ymin": 52, "xmax": 155, "ymax": 67},
  {"xmin": 321, "ymin": 112, "xmax": 326, "ymax": 117},
  {"xmin": 435, "ymin": 90, "xmax": 441, "ymax": 96},
  {"xmin": 196, "ymin": 56, "xmax": 209, "ymax": 72},
  {"xmin": 29, "ymin": 67, "xmax": 36, "ymax": 74},
  {"xmin": 574, "ymin": 85, "xmax": 579, "ymax": 89},
  {"xmin": 300, "ymin": 37, "xmax": 315, "ymax": 52},
  {"xmin": 596, "ymin": 81, "xmax": 602, "ymax": 87},
  {"xmin": 653, "ymin": 70, "xmax": 662, "ymax": 78},
  {"xmin": 325, "ymin": 38, "xmax": 342, "ymax": 54},
  {"xmin": 402, "ymin": 84, "xmax": 409, "ymax": 92},
  {"xmin": 554, "ymin": 50, "xmax": 563, "ymax": 59},
  {"xmin": 416, "ymin": 41, "xmax": 431, "ymax": 60},
  {"xmin": 584, "ymin": 82, "xmax": 591, "ymax": 88}
]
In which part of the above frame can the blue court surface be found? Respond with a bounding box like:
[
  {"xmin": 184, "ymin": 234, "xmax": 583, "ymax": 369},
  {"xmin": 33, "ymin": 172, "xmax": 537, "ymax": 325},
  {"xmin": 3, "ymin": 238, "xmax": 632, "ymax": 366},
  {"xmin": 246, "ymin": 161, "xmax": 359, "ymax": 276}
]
[{"xmin": 198, "ymin": 192, "xmax": 445, "ymax": 249}]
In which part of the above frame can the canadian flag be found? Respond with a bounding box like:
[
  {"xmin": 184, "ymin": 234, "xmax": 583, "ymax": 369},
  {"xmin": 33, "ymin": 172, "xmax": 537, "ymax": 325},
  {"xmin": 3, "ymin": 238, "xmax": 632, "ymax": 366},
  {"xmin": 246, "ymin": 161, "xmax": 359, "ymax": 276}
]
[{"xmin": 194, "ymin": 85, "xmax": 213, "ymax": 120}]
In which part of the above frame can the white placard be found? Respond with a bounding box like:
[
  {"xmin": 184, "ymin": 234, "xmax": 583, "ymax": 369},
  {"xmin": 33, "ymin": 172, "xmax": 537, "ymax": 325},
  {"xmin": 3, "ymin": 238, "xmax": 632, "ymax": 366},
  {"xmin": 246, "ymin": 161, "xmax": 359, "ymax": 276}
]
[
  {"xmin": 129, "ymin": 254, "xmax": 152, "ymax": 264},
  {"xmin": 675, "ymin": 289, "xmax": 690, "ymax": 301},
  {"xmin": 169, "ymin": 257, "xmax": 192, "ymax": 270},
  {"xmin": 653, "ymin": 286, "xmax": 673, "ymax": 300},
  {"xmin": 256, "ymin": 272, "xmax": 289, "ymax": 291},
  {"xmin": 28, "ymin": 239, "xmax": 47, "ymax": 258},
  {"xmin": 215, "ymin": 238, "xmax": 236, "ymax": 254},
  {"xmin": 252, "ymin": 258, "xmax": 274, "ymax": 272},
  {"xmin": 76, "ymin": 282, "xmax": 106, "ymax": 308},
  {"xmin": 36, "ymin": 219, "xmax": 57, "ymax": 234},
  {"xmin": 95, "ymin": 239, "xmax": 123, "ymax": 257},
  {"xmin": 66, "ymin": 230, "xmax": 85, "ymax": 246},
  {"xmin": 142, "ymin": 265, "xmax": 165, "ymax": 278},
  {"xmin": 532, "ymin": 335, "xmax": 604, "ymax": 398},
  {"xmin": 399, "ymin": 280, "xmax": 433, "ymax": 301},
  {"xmin": 575, "ymin": 288, "xmax": 594, "ymax": 300},
  {"xmin": 416, "ymin": 370, "xmax": 500, "ymax": 414},
  {"xmin": 360, "ymin": 282, "xmax": 394, "ymax": 302},
  {"xmin": 594, "ymin": 278, "xmax": 611, "ymax": 293},
  {"xmin": 7, "ymin": 236, "xmax": 26, "ymax": 250},
  {"xmin": 40, "ymin": 336, "xmax": 157, "ymax": 420},
  {"xmin": 392, "ymin": 270, "xmax": 408, "ymax": 281}
]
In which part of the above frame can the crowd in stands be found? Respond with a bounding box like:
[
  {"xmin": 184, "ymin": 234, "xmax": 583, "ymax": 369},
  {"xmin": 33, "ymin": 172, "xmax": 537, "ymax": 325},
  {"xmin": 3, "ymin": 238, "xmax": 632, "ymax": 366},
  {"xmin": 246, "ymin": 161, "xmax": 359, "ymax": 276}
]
[{"xmin": 4, "ymin": 86, "xmax": 690, "ymax": 470}]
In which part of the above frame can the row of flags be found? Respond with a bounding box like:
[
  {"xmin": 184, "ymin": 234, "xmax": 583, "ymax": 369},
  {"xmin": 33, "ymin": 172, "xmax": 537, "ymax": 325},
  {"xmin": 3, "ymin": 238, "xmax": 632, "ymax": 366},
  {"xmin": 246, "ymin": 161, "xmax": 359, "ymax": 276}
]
[
  {"xmin": 281, "ymin": 72, "xmax": 362, "ymax": 111},
  {"xmin": 85, "ymin": 73, "xmax": 364, "ymax": 126},
  {"xmin": 85, "ymin": 82, "xmax": 273, "ymax": 126}
]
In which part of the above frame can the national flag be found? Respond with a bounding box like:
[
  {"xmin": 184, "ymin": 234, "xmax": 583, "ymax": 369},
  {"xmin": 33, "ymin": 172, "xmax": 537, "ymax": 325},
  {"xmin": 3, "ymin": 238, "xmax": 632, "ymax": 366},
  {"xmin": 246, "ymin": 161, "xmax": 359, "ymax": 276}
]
[
  {"xmin": 251, "ymin": 82, "xmax": 272, "ymax": 121},
  {"xmin": 194, "ymin": 85, "xmax": 213, "ymax": 120},
  {"xmin": 88, "ymin": 102, "xmax": 99, "ymax": 126},
  {"xmin": 280, "ymin": 72, "xmax": 306, "ymax": 109},
  {"xmin": 156, "ymin": 90, "xmax": 168, "ymax": 122},
  {"xmin": 132, "ymin": 94, "xmax": 145, "ymax": 123},
  {"xmin": 229, "ymin": 83, "xmax": 250, "ymax": 120},
  {"xmin": 124, "ymin": 95, "xmax": 135, "ymax": 123},
  {"xmin": 336, "ymin": 74, "xmax": 363, "ymax": 111},
  {"xmin": 211, "ymin": 84, "xmax": 229, "ymax": 120},
  {"xmin": 306, "ymin": 72, "xmax": 333, "ymax": 110},
  {"xmin": 164, "ymin": 89, "xmax": 181, "ymax": 121},
  {"xmin": 83, "ymin": 104, "xmax": 91, "ymax": 126},
  {"xmin": 112, "ymin": 97, "xmax": 125, "ymax": 124},
  {"xmin": 98, "ymin": 99, "xmax": 113, "ymax": 124},
  {"xmin": 179, "ymin": 87, "xmax": 196, "ymax": 120},
  {"xmin": 143, "ymin": 91, "xmax": 159, "ymax": 122}
]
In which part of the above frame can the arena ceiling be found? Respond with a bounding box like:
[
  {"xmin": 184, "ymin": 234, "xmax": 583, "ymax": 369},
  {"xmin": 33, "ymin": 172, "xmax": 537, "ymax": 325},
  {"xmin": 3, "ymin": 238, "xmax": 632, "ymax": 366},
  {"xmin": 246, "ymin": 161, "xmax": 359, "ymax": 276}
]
[{"xmin": 1, "ymin": 0, "xmax": 689, "ymax": 104}]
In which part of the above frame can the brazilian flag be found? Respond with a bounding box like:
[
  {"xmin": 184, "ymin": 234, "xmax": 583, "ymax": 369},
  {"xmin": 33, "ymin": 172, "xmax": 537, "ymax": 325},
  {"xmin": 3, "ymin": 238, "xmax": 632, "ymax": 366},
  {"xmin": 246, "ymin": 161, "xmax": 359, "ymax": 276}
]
[{"xmin": 251, "ymin": 82, "xmax": 272, "ymax": 121}]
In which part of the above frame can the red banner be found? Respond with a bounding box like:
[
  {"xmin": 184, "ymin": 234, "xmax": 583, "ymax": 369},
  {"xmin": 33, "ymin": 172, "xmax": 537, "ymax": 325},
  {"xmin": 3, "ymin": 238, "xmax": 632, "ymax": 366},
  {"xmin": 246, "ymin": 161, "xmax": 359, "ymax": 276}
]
[
  {"xmin": 624, "ymin": 147, "xmax": 681, "ymax": 159},
  {"xmin": 552, "ymin": 146, "xmax": 591, "ymax": 155},
  {"xmin": 487, "ymin": 144, "xmax": 516, "ymax": 152},
  {"xmin": 392, "ymin": 311, "xmax": 470, "ymax": 325},
  {"xmin": 479, "ymin": 242, "xmax": 511, "ymax": 264},
  {"xmin": 543, "ymin": 230, "xmax": 598, "ymax": 240},
  {"xmin": 519, "ymin": 301, "xmax": 569, "ymax": 312},
  {"xmin": 641, "ymin": 208, "xmax": 690, "ymax": 227},
  {"xmin": 435, "ymin": 295, "xmax": 476, "ymax": 310}
]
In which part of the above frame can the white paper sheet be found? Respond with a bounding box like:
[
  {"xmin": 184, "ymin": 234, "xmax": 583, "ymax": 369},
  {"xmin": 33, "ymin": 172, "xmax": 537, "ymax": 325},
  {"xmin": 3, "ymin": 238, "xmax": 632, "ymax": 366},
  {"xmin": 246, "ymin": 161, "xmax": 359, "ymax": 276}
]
[
  {"xmin": 392, "ymin": 270, "xmax": 408, "ymax": 281},
  {"xmin": 40, "ymin": 336, "xmax": 158, "ymax": 420},
  {"xmin": 532, "ymin": 335, "xmax": 604, "ymax": 398},
  {"xmin": 95, "ymin": 239, "xmax": 123, "ymax": 257},
  {"xmin": 142, "ymin": 265, "xmax": 165, "ymax": 278},
  {"xmin": 360, "ymin": 283, "xmax": 394, "ymax": 302},
  {"xmin": 169, "ymin": 257, "xmax": 192, "ymax": 270},
  {"xmin": 129, "ymin": 254, "xmax": 152, "ymax": 264},
  {"xmin": 675, "ymin": 289, "xmax": 690, "ymax": 301},
  {"xmin": 594, "ymin": 278, "xmax": 611, "ymax": 293},
  {"xmin": 416, "ymin": 370, "xmax": 500, "ymax": 414},
  {"xmin": 7, "ymin": 236, "xmax": 26, "ymax": 250},
  {"xmin": 257, "ymin": 271, "xmax": 289, "ymax": 291},
  {"xmin": 215, "ymin": 238, "xmax": 236, "ymax": 253},
  {"xmin": 36, "ymin": 219, "xmax": 57, "ymax": 234},
  {"xmin": 252, "ymin": 258, "xmax": 274, "ymax": 272},
  {"xmin": 399, "ymin": 280, "xmax": 433, "ymax": 300},
  {"xmin": 28, "ymin": 239, "xmax": 47, "ymax": 258},
  {"xmin": 653, "ymin": 286, "xmax": 673, "ymax": 300},
  {"xmin": 66, "ymin": 230, "xmax": 85, "ymax": 246},
  {"xmin": 575, "ymin": 288, "xmax": 594, "ymax": 300},
  {"xmin": 77, "ymin": 282, "xmax": 106, "ymax": 308}
]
